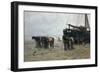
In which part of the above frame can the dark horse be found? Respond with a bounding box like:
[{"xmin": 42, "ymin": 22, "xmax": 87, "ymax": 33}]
[{"xmin": 32, "ymin": 36, "xmax": 42, "ymax": 48}]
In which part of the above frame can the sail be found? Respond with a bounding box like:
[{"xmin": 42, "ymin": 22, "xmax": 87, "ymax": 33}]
[{"xmin": 85, "ymin": 14, "xmax": 90, "ymax": 31}]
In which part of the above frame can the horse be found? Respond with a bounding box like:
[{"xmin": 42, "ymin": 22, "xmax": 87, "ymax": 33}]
[{"xmin": 48, "ymin": 37, "xmax": 54, "ymax": 48}]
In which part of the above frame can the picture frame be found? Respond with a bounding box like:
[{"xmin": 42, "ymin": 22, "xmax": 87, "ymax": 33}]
[{"xmin": 11, "ymin": 1, "xmax": 98, "ymax": 72}]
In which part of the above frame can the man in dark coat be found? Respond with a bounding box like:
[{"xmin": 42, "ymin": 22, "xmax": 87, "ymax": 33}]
[{"xmin": 62, "ymin": 35, "xmax": 70, "ymax": 51}]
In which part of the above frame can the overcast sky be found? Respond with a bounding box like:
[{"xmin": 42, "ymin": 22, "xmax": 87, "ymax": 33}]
[{"xmin": 24, "ymin": 11, "xmax": 90, "ymax": 40}]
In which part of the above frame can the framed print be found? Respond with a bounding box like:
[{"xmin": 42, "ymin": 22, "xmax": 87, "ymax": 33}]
[{"xmin": 11, "ymin": 1, "xmax": 98, "ymax": 71}]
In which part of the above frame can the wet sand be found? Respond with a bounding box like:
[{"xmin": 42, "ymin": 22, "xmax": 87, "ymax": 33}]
[{"xmin": 24, "ymin": 40, "xmax": 90, "ymax": 62}]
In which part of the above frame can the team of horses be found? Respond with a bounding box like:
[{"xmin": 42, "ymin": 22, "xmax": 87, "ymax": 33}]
[{"xmin": 32, "ymin": 36, "xmax": 54, "ymax": 48}]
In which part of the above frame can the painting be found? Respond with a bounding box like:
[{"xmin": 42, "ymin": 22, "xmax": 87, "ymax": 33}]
[
  {"xmin": 11, "ymin": 1, "xmax": 97, "ymax": 71},
  {"xmin": 24, "ymin": 11, "xmax": 90, "ymax": 62}
]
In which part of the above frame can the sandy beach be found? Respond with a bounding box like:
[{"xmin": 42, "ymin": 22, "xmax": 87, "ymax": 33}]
[{"xmin": 24, "ymin": 40, "xmax": 90, "ymax": 62}]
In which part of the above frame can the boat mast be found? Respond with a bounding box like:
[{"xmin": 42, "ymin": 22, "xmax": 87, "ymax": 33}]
[{"xmin": 85, "ymin": 14, "xmax": 90, "ymax": 31}]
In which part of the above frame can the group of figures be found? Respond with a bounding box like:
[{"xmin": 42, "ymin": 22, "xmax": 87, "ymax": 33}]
[
  {"xmin": 62, "ymin": 36, "xmax": 74, "ymax": 51},
  {"xmin": 32, "ymin": 29, "xmax": 89, "ymax": 51},
  {"xmin": 32, "ymin": 36, "xmax": 54, "ymax": 48},
  {"xmin": 62, "ymin": 24, "xmax": 90, "ymax": 51}
]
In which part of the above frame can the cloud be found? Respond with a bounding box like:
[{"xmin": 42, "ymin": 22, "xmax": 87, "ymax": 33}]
[{"xmin": 24, "ymin": 11, "xmax": 90, "ymax": 40}]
